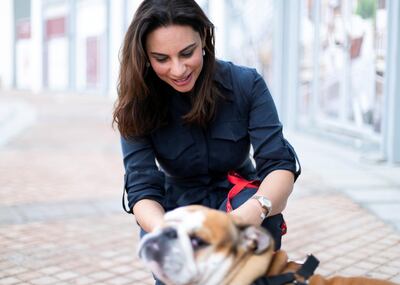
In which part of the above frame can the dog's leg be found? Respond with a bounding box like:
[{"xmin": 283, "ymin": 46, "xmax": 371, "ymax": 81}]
[
  {"xmin": 266, "ymin": 250, "xmax": 289, "ymax": 275},
  {"xmin": 266, "ymin": 250, "xmax": 303, "ymax": 276}
]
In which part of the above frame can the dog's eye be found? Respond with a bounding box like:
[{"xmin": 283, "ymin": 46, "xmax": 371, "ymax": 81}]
[{"xmin": 190, "ymin": 236, "xmax": 209, "ymax": 250}]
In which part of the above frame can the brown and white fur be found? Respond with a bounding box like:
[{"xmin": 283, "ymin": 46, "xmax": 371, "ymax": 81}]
[{"xmin": 138, "ymin": 205, "xmax": 398, "ymax": 285}]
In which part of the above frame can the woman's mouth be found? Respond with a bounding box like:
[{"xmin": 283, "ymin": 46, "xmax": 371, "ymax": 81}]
[{"xmin": 172, "ymin": 73, "xmax": 192, "ymax": 86}]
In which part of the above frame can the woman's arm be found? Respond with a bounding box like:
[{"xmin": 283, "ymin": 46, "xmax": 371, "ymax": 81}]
[
  {"xmin": 229, "ymin": 169, "xmax": 294, "ymax": 225},
  {"xmin": 228, "ymin": 68, "xmax": 299, "ymax": 225},
  {"xmin": 133, "ymin": 199, "xmax": 166, "ymax": 232},
  {"xmin": 121, "ymin": 136, "xmax": 166, "ymax": 231}
]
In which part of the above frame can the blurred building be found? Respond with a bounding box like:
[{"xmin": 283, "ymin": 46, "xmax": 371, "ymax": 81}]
[{"xmin": 0, "ymin": 0, "xmax": 399, "ymax": 163}]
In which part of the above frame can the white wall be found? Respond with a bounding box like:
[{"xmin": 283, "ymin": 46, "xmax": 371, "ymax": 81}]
[
  {"xmin": 31, "ymin": 0, "xmax": 43, "ymax": 93},
  {"xmin": 208, "ymin": 0, "xmax": 227, "ymax": 59},
  {"xmin": 44, "ymin": 2, "xmax": 69, "ymax": 90},
  {"xmin": 0, "ymin": 0, "xmax": 14, "ymax": 89},
  {"xmin": 109, "ymin": 0, "xmax": 124, "ymax": 98},
  {"xmin": 75, "ymin": 0, "xmax": 106, "ymax": 91}
]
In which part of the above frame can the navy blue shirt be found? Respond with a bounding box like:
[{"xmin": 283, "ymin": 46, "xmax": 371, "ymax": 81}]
[{"xmin": 121, "ymin": 60, "xmax": 300, "ymax": 212}]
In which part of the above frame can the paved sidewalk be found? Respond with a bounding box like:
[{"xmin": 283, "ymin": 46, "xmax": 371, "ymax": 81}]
[{"xmin": 0, "ymin": 91, "xmax": 399, "ymax": 285}]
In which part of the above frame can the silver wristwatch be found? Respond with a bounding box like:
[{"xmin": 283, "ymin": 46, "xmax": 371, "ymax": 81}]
[{"xmin": 251, "ymin": 195, "xmax": 272, "ymax": 221}]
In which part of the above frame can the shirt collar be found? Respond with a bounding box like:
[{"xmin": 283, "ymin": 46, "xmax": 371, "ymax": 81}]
[{"xmin": 213, "ymin": 60, "xmax": 233, "ymax": 91}]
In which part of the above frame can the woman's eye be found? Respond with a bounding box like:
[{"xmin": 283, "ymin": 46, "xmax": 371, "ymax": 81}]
[
  {"xmin": 155, "ymin": 57, "xmax": 168, "ymax": 63},
  {"xmin": 181, "ymin": 50, "xmax": 194, "ymax": 58}
]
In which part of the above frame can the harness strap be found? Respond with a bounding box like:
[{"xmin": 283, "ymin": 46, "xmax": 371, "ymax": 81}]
[
  {"xmin": 258, "ymin": 254, "xmax": 320, "ymax": 285},
  {"xmin": 226, "ymin": 171, "xmax": 288, "ymax": 236},
  {"xmin": 297, "ymin": 254, "xmax": 319, "ymax": 280},
  {"xmin": 264, "ymin": 272, "xmax": 295, "ymax": 285},
  {"xmin": 226, "ymin": 171, "xmax": 260, "ymax": 212}
]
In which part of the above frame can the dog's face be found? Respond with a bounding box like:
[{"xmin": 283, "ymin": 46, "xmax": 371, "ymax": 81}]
[{"xmin": 138, "ymin": 205, "xmax": 274, "ymax": 285}]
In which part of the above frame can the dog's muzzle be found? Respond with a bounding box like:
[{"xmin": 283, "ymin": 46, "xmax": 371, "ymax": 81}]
[{"xmin": 139, "ymin": 227, "xmax": 178, "ymax": 263}]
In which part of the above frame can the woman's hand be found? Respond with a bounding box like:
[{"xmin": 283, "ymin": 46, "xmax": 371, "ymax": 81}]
[{"xmin": 229, "ymin": 198, "xmax": 265, "ymax": 226}]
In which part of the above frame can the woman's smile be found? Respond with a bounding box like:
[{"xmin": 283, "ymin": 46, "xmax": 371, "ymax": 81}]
[{"xmin": 171, "ymin": 73, "xmax": 193, "ymax": 86}]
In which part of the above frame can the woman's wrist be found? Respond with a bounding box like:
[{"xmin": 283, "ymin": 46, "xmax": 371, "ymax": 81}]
[
  {"xmin": 133, "ymin": 199, "xmax": 165, "ymax": 232},
  {"xmin": 229, "ymin": 198, "xmax": 264, "ymax": 226}
]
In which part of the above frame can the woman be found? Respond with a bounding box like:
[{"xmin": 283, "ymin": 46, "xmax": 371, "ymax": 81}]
[{"xmin": 113, "ymin": 0, "xmax": 300, "ymax": 282}]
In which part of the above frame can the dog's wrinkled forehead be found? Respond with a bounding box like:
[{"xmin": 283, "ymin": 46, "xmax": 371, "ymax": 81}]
[{"xmin": 163, "ymin": 207, "xmax": 207, "ymax": 232}]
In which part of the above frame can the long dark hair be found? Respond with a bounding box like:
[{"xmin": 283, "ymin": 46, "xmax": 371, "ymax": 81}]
[{"xmin": 113, "ymin": 0, "xmax": 221, "ymax": 138}]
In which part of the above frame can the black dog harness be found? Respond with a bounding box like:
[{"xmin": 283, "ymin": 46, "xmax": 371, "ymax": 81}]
[{"xmin": 254, "ymin": 254, "xmax": 320, "ymax": 285}]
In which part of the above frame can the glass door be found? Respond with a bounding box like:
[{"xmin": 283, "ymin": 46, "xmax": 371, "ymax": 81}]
[
  {"xmin": 299, "ymin": 0, "xmax": 387, "ymax": 145},
  {"xmin": 43, "ymin": 0, "xmax": 69, "ymax": 90},
  {"xmin": 224, "ymin": 0, "xmax": 275, "ymax": 89}
]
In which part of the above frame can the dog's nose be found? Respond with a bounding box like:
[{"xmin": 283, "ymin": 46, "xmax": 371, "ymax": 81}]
[
  {"xmin": 161, "ymin": 227, "xmax": 178, "ymax": 240},
  {"xmin": 139, "ymin": 228, "xmax": 178, "ymax": 262}
]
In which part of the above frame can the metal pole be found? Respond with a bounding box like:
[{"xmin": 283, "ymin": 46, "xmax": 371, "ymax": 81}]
[
  {"xmin": 68, "ymin": 0, "xmax": 76, "ymax": 91},
  {"xmin": 382, "ymin": 0, "xmax": 400, "ymax": 163}
]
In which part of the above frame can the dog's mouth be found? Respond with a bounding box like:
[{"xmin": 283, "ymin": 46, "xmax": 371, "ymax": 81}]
[
  {"xmin": 139, "ymin": 228, "xmax": 202, "ymax": 284},
  {"xmin": 140, "ymin": 241, "xmax": 187, "ymax": 282},
  {"xmin": 145, "ymin": 259, "xmax": 186, "ymax": 284}
]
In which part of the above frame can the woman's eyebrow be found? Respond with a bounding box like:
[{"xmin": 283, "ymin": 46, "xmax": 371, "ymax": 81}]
[{"xmin": 150, "ymin": 43, "xmax": 197, "ymax": 56}]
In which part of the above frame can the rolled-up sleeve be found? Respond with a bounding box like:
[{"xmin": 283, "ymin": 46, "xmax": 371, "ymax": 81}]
[
  {"xmin": 121, "ymin": 136, "xmax": 165, "ymax": 213},
  {"xmin": 247, "ymin": 69, "xmax": 301, "ymax": 181}
]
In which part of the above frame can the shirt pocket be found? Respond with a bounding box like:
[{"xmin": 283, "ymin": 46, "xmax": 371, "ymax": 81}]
[
  {"xmin": 210, "ymin": 120, "xmax": 248, "ymax": 141},
  {"xmin": 209, "ymin": 120, "xmax": 250, "ymax": 171},
  {"xmin": 153, "ymin": 128, "xmax": 195, "ymax": 160},
  {"xmin": 152, "ymin": 126, "xmax": 198, "ymax": 176}
]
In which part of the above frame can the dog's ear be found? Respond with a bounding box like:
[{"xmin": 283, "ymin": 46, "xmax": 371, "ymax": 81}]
[{"xmin": 238, "ymin": 225, "xmax": 272, "ymax": 254}]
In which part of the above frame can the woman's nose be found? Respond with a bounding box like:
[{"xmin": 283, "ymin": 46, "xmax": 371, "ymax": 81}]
[{"xmin": 170, "ymin": 60, "xmax": 186, "ymax": 78}]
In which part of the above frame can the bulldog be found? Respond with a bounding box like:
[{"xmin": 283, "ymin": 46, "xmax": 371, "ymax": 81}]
[{"xmin": 138, "ymin": 205, "xmax": 398, "ymax": 285}]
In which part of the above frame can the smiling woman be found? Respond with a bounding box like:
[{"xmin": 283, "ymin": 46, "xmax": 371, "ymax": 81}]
[
  {"xmin": 113, "ymin": 1, "xmax": 301, "ymax": 285},
  {"xmin": 146, "ymin": 25, "xmax": 204, "ymax": 93}
]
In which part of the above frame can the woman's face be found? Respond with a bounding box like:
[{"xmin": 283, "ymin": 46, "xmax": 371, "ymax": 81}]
[{"xmin": 146, "ymin": 25, "xmax": 204, "ymax": 93}]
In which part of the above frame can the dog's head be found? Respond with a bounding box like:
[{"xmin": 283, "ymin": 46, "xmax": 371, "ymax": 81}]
[{"xmin": 138, "ymin": 205, "xmax": 275, "ymax": 285}]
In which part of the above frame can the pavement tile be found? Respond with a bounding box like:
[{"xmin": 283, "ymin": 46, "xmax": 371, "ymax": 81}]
[
  {"xmin": 127, "ymin": 269, "xmax": 154, "ymax": 282},
  {"xmin": 54, "ymin": 271, "xmax": 80, "ymax": 281},
  {"xmin": 107, "ymin": 276, "xmax": 132, "ymax": 285},
  {"xmin": 355, "ymin": 261, "xmax": 380, "ymax": 271},
  {"xmin": 38, "ymin": 266, "xmax": 64, "ymax": 275},
  {"xmin": 87, "ymin": 271, "xmax": 115, "ymax": 281},
  {"xmin": 73, "ymin": 265, "xmax": 100, "ymax": 275},
  {"xmin": 369, "ymin": 271, "xmax": 396, "ymax": 280},
  {"xmin": 282, "ymin": 194, "xmax": 400, "ymax": 279},
  {"xmin": 71, "ymin": 276, "xmax": 96, "ymax": 285},
  {"xmin": 391, "ymin": 259, "xmax": 400, "ymax": 267},
  {"xmin": 377, "ymin": 266, "xmax": 400, "ymax": 277},
  {"xmin": 15, "ymin": 270, "xmax": 44, "ymax": 281},
  {"xmin": 109, "ymin": 265, "xmax": 134, "ymax": 274},
  {"xmin": 1, "ymin": 267, "xmax": 28, "ymax": 276},
  {"xmin": 0, "ymin": 260, "xmax": 14, "ymax": 271},
  {"xmin": 0, "ymin": 277, "xmax": 21, "ymax": 285},
  {"xmin": 30, "ymin": 276, "xmax": 59, "ymax": 285},
  {"xmin": 391, "ymin": 275, "xmax": 400, "ymax": 283}
]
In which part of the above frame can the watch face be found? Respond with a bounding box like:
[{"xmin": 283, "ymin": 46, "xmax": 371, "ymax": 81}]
[
  {"xmin": 254, "ymin": 196, "xmax": 272, "ymax": 213},
  {"xmin": 260, "ymin": 197, "xmax": 272, "ymax": 208}
]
